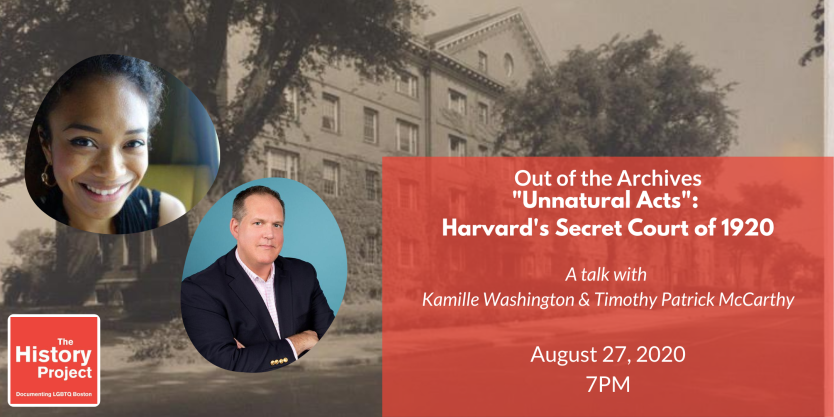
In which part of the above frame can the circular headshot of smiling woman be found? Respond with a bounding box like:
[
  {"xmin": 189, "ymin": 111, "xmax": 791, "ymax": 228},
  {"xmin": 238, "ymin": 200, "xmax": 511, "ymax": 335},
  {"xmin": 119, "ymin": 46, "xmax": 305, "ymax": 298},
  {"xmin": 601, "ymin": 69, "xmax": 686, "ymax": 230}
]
[{"xmin": 25, "ymin": 54, "xmax": 219, "ymax": 234}]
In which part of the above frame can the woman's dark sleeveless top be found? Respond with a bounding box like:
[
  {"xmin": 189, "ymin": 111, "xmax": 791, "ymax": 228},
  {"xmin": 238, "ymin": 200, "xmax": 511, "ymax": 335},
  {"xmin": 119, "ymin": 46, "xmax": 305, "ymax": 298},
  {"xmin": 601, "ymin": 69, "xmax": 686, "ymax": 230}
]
[{"xmin": 37, "ymin": 186, "xmax": 161, "ymax": 234}]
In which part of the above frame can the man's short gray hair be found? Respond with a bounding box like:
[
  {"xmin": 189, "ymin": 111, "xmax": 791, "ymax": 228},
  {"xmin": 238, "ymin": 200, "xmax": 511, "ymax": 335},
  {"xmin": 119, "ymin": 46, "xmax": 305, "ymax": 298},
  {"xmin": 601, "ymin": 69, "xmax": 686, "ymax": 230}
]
[{"xmin": 232, "ymin": 185, "xmax": 285, "ymax": 221}]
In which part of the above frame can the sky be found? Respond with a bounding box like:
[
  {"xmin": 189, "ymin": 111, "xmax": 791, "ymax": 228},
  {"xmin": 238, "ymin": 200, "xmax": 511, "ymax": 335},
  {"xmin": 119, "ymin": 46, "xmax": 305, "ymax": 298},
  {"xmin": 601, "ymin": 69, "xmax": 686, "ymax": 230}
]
[{"xmin": 422, "ymin": 0, "xmax": 823, "ymax": 157}]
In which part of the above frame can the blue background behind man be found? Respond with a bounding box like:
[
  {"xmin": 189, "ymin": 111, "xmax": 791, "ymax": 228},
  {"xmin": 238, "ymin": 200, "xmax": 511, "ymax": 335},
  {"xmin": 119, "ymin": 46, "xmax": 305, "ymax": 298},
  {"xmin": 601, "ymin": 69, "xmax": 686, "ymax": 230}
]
[{"xmin": 180, "ymin": 179, "xmax": 346, "ymax": 372}]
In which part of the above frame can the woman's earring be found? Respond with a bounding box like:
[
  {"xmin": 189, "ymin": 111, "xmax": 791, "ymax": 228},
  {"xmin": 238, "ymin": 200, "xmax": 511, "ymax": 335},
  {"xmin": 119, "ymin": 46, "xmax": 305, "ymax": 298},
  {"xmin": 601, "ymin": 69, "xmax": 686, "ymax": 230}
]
[{"xmin": 41, "ymin": 163, "xmax": 56, "ymax": 187}]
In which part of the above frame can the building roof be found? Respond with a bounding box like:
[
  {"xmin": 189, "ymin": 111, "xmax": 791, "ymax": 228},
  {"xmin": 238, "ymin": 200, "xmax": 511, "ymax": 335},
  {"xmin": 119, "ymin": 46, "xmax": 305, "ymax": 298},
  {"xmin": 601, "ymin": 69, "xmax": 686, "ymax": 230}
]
[
  {"xmin": 424, "ymin": 7, "xmax": 550, "ymax": 71},
  {"xmin": 424, "ymin": 12, "xmax": 505, "ymax": 44}
]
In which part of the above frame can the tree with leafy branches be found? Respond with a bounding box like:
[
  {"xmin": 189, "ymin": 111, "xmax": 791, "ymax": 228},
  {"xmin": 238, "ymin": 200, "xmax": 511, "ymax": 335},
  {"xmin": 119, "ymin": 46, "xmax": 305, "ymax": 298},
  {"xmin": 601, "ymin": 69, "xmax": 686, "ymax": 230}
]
[
  {"xmin": 800, "ymin": 0, "xmax": 824, "ymax": 66},
  {"xmin": 2, "ymin": 266, "xmax": 32, "ymax": 306},
  {"xmin": 0, "ymin": 0, "xmax": 427, "ymax": 208},
  {"xmin": 716, "ymin": 183, "xmax": 801, "ymax": 291},
  {"xmin": 5, "ymin": 228, "xmax": 56, "ymax": 303},
  {"xmin": 496, "ymin": 31, "xmax": 737, "ymax": 157},
  {"xmin": 497, "ymin": 32, "xmax": 738, "ymax": 285}
]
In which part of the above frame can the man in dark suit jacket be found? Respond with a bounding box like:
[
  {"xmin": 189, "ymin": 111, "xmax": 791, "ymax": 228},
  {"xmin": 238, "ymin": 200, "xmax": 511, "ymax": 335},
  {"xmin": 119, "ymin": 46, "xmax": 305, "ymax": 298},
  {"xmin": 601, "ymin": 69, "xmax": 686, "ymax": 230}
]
[{"xmin": 181, "ymin": 186, "xmax": 334, "ymax": 372}]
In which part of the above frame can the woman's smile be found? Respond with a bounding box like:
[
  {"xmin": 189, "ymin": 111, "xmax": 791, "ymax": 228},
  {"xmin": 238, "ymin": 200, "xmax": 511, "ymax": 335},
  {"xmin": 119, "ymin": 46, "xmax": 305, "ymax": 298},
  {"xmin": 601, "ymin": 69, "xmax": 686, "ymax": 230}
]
[{"xmin": 78, "ymin": 181, "xmax": 131, "ymax": 202}]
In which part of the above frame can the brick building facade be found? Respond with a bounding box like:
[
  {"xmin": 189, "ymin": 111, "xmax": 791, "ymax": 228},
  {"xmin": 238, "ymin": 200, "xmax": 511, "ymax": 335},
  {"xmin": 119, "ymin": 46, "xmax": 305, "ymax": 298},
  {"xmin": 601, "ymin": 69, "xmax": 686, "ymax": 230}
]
[{"xmin": 226, "ymin": 8, "xmax": 551, "ymax": 300}]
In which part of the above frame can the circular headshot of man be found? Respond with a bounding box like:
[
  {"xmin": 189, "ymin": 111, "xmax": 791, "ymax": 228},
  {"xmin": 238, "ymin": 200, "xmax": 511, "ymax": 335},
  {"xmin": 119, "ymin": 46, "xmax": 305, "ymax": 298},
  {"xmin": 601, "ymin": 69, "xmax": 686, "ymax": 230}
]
[{"xmin": 180, "ymin": 179, "xmax": 347, "ymax": 372}]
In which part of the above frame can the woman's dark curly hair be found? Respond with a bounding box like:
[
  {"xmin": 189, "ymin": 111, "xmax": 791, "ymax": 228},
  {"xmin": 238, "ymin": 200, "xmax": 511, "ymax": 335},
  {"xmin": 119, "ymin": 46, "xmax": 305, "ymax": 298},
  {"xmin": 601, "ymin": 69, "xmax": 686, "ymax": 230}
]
[
  {"xmin": 26, "ymin": 54, "xmax": 166, "ymax": 198},
  {"xmin": 35, "ymin": 54, "xmax": 166, "ymax": 143}
]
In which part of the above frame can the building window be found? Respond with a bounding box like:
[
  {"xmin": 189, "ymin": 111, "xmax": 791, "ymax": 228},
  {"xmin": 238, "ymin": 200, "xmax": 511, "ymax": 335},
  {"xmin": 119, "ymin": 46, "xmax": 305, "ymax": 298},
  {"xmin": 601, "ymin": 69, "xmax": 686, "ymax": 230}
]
[
  {"xmin": 322, "ymin": 93, "xmax": 339, "ymax": 132},
  {"xmin": 399, "ymin": 179, "xmax": 417, "ymax": 209},
  {"xmin": 395, "ymin": 71, "xmax": 418, "ymax": 98},
  {"xmin": 363, "ymin": 107, "xmax": 378, "ymax": 144},
  {"xmin": 365, "ymin": 170, "xmax": 381, "ymax": 201},
  {"xmin": 538, "ymin": 253, "xmax": 553, "ymax": 277},
  {"xmin": 283, "ymin": 87, "xmax": 298, "ymax": 120},
  {"xmin": 522, "ymin": 254, "xmax": 536, "ymax": 278},
  {"xmin": 501, "ymin": 201, "xmax": 515, "ymax": 221},
  {"xmin": 323, "ymin": 160, "xmax": 340, "ymax": 196},
  {"xmin": 478, "ymin": 145, "xmax": 489, "ymax": 170},
  {"xmin": 478, "ymin": 51, "xmax": 488, "ymax": 73},
  {"xmin": 266, "ymin": 148, "xmax": 300, "ymax": 180},
  {"xmin": 449, "ymin": 246, "xmax": 465, "ymax": 271},
  {"xmin": 504, "ymin": 53, "xmax": 514, "ymax": 77},
  {"xmin": 478, "ymin": 102, "xmax": 489, "ymax": 124},
  {"xmin": 501, "ymin": 152, "xmax": 514, "ymax": 177},
  {"xmin": 500, "ymin": 256, "xmax": 520, "ymax": 276},
  {"xmin": 396, "ymin": 120, "xmax": 418, "ymax": 155},
  {"xmin": 449, "ymin": 135, "xmax": 467, "ymax": 160},
  {"xmin": 399, "ymin": 238, "xmax": 415, "ymax": 267},
  {"xmin": 449, "ymin": 189, "xmax": 466, "ymax": 218},
  {"xmin": 361, "ymin": 233, "xmax": 381, "ymax": 264},
  {"xmin": 448, "ymin": 89, "xmax": 467, "ymax": 115}
]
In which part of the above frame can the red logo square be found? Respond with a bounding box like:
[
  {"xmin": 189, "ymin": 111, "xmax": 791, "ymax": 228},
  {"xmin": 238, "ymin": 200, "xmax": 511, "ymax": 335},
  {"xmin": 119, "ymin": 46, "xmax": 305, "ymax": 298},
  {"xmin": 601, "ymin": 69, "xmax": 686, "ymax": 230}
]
[{"xmin": 8, "ymin": 315, "xmax": 100, "ymax": 406}]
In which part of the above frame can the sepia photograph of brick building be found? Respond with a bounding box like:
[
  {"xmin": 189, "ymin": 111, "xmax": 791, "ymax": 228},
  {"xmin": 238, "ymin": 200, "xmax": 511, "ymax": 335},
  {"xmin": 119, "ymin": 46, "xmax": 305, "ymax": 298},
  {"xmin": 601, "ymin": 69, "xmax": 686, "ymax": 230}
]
[
  {"xmin": 226, "ymin": 7, "xmax": 550, "ymax": 301},
  {"xmin": 0, "ymin": 0, "xmax": 823, "ymax": 415}
]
